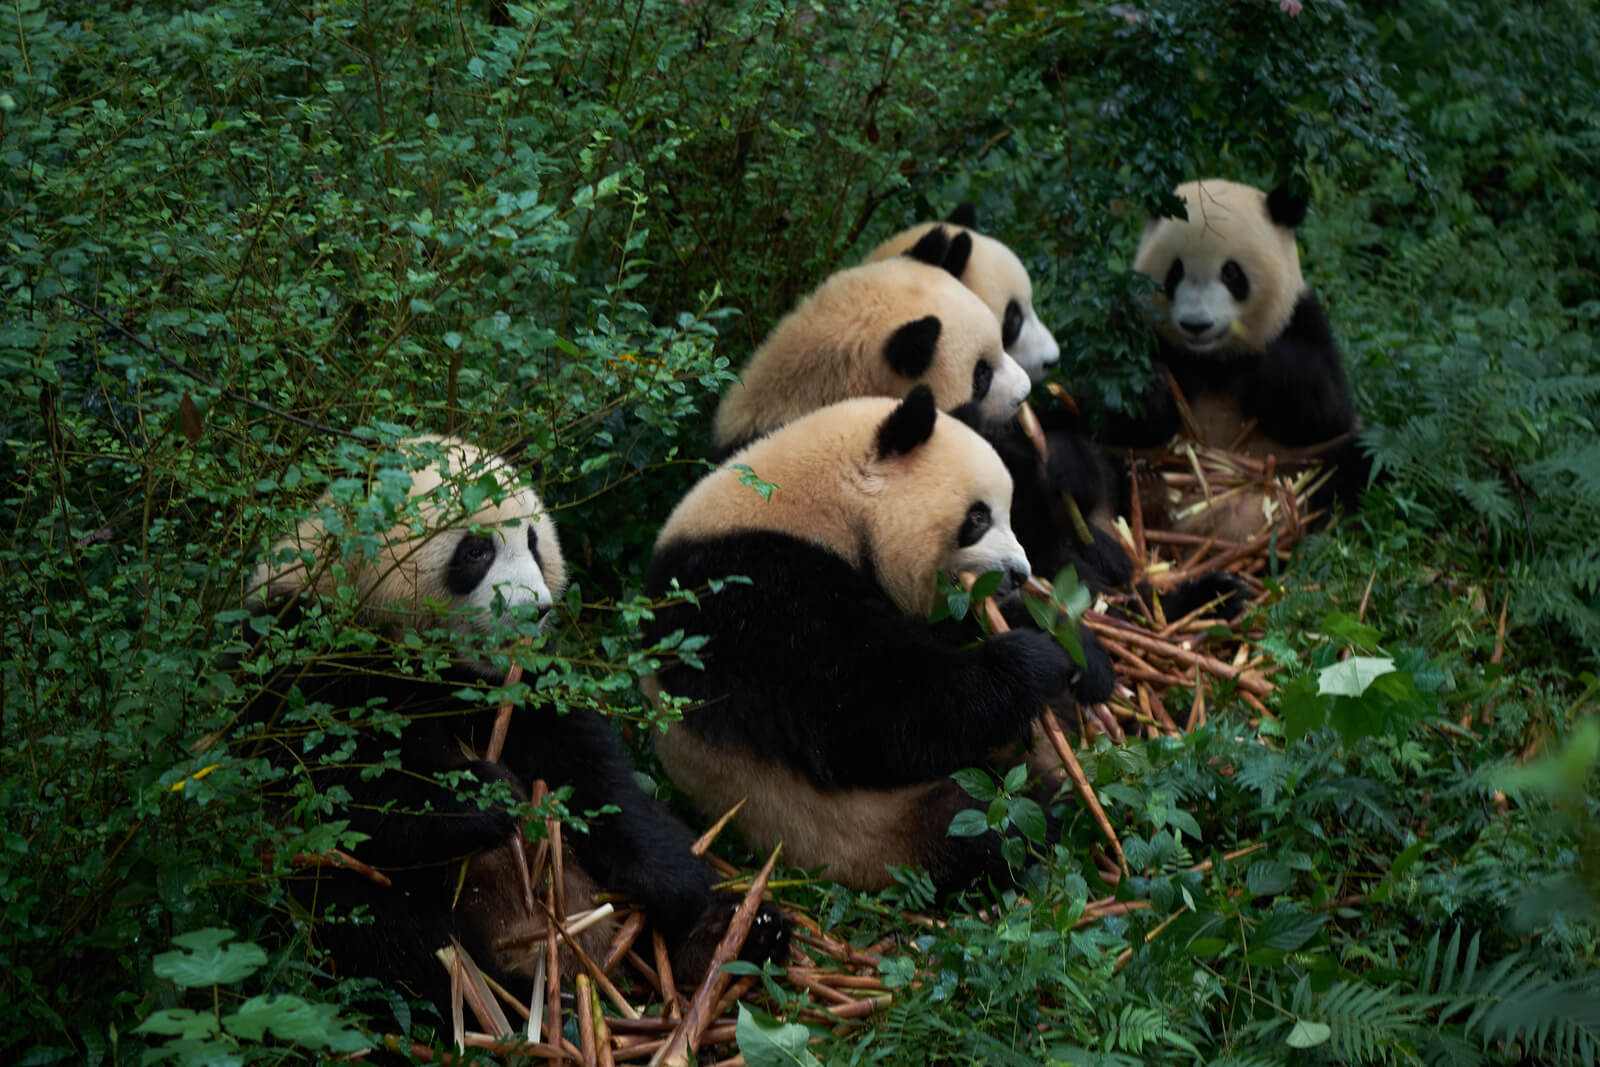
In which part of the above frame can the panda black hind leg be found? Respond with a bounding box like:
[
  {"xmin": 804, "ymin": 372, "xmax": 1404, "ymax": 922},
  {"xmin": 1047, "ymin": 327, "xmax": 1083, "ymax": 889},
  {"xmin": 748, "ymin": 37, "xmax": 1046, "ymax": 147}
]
[{"xmin": 481, "ymin": 703, "xmax": 790, "ymax": 980}]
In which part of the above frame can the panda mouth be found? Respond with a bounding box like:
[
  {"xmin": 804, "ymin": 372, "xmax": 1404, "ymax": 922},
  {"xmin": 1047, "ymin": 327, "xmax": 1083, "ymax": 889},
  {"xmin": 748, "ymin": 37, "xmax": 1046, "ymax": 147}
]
[{"xmin": 1180, "ymin": 327, "xmax": 1233, "ymax": 353}]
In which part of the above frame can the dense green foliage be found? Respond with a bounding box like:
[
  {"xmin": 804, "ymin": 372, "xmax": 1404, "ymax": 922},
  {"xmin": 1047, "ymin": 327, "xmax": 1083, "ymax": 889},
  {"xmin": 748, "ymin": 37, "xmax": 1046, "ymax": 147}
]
[{"xmin": 3, "ymin": 0, "xmax": 1597, "ymax": 1063}]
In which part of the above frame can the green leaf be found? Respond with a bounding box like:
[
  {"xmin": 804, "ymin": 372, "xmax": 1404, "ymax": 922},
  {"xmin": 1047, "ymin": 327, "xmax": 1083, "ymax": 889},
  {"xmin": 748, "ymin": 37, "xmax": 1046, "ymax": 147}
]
[
  {"xmin": 948, "ymin": 809, "xmax": 990, "ymax": 838},
  {"xmin": 1280, "ymin": 673, "xmax": 1333, "ymax": 744},
  {"xmin": 153, "ymin": 929, "xmax": 267, "ymax": 988},
  {"xmin": 1008, "ymin": 796, "xmax": 1048, "ymax": 844},
  {"xmin": 1286, "ymin": 1019, "xmax": 1332, "ymax": 1048},
  {"xmin": 952, "ymin": 768, "xmax": 996, "ymax": 802},
  {"xmin": 1246, "ymin": 860, "xmax": 1292, "ymax": 898},
  {"xmin": 221, "ymin": 995, "xmax": 369, "ymax": 1052},
  {"xmin": 134, "ymin": 1009, "xmax": 220, "ymax": 1039},
  {"xmin": 735, "ymin": 1004, "xmax": 822, "ymax": 1067},
  {"xmin": 1315, "ymin": 656, "xmax": 1396, "ymax": 698}
]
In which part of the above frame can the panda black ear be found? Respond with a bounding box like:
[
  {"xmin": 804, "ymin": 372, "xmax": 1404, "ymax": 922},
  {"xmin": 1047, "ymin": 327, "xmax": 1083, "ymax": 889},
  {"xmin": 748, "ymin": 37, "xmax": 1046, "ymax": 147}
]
[
  {"xmin": 903, "ymin": 225, "xmax": 971, "ymax": 279},
  {"xmin": 884, "ymin": 315, "xmax": 941, "ymax": 378},
  {"xmin": 876, "ymin": 385, "xmax": 939, "ymax": 459},
  {"xmin": 905, "ymin": 226, "xmax": 952, "ymax": 268},
  {"xmin": 1265, "ymin": 181, "xmax": 1309, "ymax": 229},
  {"xmin": 942, "ymin": 231, "xmax": 972, "ymax": 278},
  {"xmin": 947, "ymin": 202, "xmax": 978, "ymax": 229}
]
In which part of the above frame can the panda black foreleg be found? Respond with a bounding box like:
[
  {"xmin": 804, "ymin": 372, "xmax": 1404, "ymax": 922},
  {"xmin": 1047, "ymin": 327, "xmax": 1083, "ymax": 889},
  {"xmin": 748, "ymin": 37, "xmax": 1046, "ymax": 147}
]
[
  {"xmin": 489, "ymin": 705, "xmax": 790, "ymax": 979},
  {"xmin": 1243, "ymin": 294, "xmax": 1356, "ymax": 447}
]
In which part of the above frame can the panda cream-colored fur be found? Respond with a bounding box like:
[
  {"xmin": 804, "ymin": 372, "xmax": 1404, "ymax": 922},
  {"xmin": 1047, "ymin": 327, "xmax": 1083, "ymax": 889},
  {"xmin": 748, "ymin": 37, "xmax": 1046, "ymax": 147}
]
[
  {"xmin": 648, "ymin": 389, "xmax": 1095, "ymax": 891},
  {"xmin": 711, "ymin": 240, "xmax": 1031, "ymax": 458},
  {"xmin": 254, "ymin": 434, "xmax": 564, "ymax": 633},
  {"xmin": 1105, "ymin": 179, "xmax": 1362, "ymax": 539},
  {"xmin": 864, "ymin": 205, "xmax": 1060, "ymax": 382},
  {"xmin": 1122, "ymin": 179, "xmax": 1356, "ymax": 454},
  {"xmin": 247, "ymin": 435, "xmax": 786, "ymax": 1015}
]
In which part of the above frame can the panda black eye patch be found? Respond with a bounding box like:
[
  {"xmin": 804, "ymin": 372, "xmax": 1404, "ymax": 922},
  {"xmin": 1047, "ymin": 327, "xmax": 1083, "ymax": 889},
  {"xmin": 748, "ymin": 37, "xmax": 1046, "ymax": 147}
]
[
  {"xmin": 1220, "ymin": 259, "xmax": 1250, "ymax": 301},
  {"xmin": 971, "ymin": 359, "xmax": 993, "ymax": 401},
  {"xmin": 447, "ymin": 533, "xmax": 497, "ymax": 595},
  {"xmin": 527, "ymin": 525, "xmax": 543, "ymax": 570},
  {"xmin": 1002, "ymin": 300, "xmax": 1023, "ymax": 348},
  {"xmin": 1164, "ymin": 258, "xmax": 1184, "ymax": 300},
  {"xmin": 957, "ymin": 502, "xmax": 992, "ymax": 547}
]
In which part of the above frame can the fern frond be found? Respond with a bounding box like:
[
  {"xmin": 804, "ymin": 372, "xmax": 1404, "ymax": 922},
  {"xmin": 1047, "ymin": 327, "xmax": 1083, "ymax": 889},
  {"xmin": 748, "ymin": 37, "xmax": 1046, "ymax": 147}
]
[
  {"xmin": 1466, "ymin": 964, "xmax": 1600, "ymax": 1065},
  {"xmin": 1313, "ymin": 979, "xmax": 1429, "ymax": 1063}
]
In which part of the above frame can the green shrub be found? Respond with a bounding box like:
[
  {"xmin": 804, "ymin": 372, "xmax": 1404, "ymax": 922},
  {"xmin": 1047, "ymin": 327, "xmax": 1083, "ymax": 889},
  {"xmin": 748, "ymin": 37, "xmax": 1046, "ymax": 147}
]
[{"xmin": 2, "ymin": 0, "xmax": 1596, "ymax": 1062}]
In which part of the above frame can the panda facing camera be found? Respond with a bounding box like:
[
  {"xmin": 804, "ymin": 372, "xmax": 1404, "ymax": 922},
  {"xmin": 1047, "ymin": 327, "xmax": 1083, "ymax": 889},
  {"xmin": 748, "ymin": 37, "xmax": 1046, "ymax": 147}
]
[
  {"xmin": 242, "ymin": 435, "xmax": 788, "ymax": 1018},
  {"xmin": 1112, "ymin": 178, "xmax": 1358, "ymax": 455}
]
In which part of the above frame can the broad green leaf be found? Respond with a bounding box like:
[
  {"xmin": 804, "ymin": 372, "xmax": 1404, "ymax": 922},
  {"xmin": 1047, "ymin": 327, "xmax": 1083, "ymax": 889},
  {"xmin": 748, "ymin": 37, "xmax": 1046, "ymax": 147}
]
[
  {"xmin": 153, "ymin": 929, "xmax": 267, "ymax": 988},
  {"xmin": 952, "ymin": 768, "xmax": 996, "ymax": 801},
  {"xmin": 948, "ymin": 809, "xmax": 989, "ymax": 838},
  {"xmin": 1315, "ymin": 655, "xmax": 1396, "ymax": 698},
  {"xmin": 1008, "ymin": 796, "xmax": 1048, "ymax": 844},
  {"xmin": 1246, "ymin": 860, "xmax": 1292, "ymax": 898},
  {"xmin": 735, "ymin": 1004, "xmax": 822, "ymax": 1067},
  {"xmin": 133, "ymin": 1009, "xmax": 220, "ymax": 1039},
  {"xmin": 222, "ymin": 995, "xmax": 369, "ymax": 1052},
  {"xmin": 1286, "ymin": 1019, "xmax": 1332, "ymax": 1048}
]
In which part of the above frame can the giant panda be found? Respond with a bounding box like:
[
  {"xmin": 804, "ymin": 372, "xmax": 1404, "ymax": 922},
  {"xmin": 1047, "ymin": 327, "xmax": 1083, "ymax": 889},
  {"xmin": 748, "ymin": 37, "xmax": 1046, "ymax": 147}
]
[
  {"xmin": 709, "ymin": 229, "xmax": 1033, "ymax": 460},
  {"xmin": 244, "ymin": 435, "xmax": 787, "ymax": 1017},
  {"xmin": 866, "ymin": 210, "xmax": 1244, "ymax": 619},
  {"xmin": 863, "ymin": 204, "xmax": 1061, "ymax": 382},
  {"xmin": 645, "ymin": 389, "xmax": 1109, "ymax": 892},
  {"xmin": 1101, "ymin": 179, "xmax": 1364, "ymax": 537}
]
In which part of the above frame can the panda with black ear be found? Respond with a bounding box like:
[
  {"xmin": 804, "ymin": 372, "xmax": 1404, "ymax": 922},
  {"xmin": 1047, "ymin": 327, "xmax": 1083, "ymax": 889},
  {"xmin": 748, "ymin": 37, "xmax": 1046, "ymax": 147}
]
[
  {"xmin": 1102, "ymin": 179, "xmax": 1364, "ymax": 536},
  {"xmin": 863, "ymin": 204, "xmax": 1062, "ymax": 383},
  {"xmin": 243, "ymin": 435, "xmax": 787, "ymax": 1017},
  {"xmin": 866, "ymin": 209, "xmax": 1246, "ymax": 619},
  {"xmin": 647, "ymin": 388, "xmax": 1111, "ymax": 893},
  {"xmin": 710, "ymin": 229, "xmax": 1033, "ymax": 460}
]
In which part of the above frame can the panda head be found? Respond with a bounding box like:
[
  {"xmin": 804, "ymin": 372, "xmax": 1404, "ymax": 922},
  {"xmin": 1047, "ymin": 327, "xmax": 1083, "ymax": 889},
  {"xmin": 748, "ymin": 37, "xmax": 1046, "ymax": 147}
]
[
  {"xmin": 1133, "ymin": 179, "xmax": 1308, "ymax": 356},
  {"xmin": 712, "ymin": 254, "xmax": 1031, "ymax": 452},
  {"xmin": 865, "ymin": 208, "xmax": 1061, "ymax": 383},
  {"xmin": 674, "ymin": 387, "xmax": 1029, "ymax": 620},
  {"xmin": 252, "ymin": 435, "xmax": 566, "ymax": 635}
]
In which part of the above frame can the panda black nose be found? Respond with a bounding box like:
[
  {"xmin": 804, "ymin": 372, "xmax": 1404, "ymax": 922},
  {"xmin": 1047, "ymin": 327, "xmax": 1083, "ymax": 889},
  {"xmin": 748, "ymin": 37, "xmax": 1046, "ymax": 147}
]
[
  {"xmin": 1001, "ymin": 564, "xmax": 1031, "ymax": 595},
  {"xmin": 1178, "ymin": 317, "xmax": 1213, "ymax": 336}
]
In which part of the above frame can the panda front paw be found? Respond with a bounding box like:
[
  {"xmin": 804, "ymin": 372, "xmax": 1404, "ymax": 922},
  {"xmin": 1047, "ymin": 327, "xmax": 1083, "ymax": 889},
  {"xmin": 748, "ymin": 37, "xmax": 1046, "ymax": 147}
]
[
  {"xmin": 1069, "ymin": 627, "xmax": 1115, "ymax": 706},
  {"xmin": 986, "ymin": 628, "xmax": 1077, "ymax": 710},
  {"xmin": 667, "ymin": 896, "xmax": 792, "ymax": 986}
]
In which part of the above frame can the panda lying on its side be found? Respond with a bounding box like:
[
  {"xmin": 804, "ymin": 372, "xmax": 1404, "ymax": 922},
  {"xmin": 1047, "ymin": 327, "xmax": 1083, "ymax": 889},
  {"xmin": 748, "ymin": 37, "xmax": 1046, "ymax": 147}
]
[
  {"xmin": 243, "ymin": 435, "xmax": 787, "ymax": 1017},
  {"xmin": 865, "ymin": 209, "xmax": 1246, "ymax": 618},
  {"xmin": 647, "ymin": 388, "xmax": 1101, "ymax": 894}
]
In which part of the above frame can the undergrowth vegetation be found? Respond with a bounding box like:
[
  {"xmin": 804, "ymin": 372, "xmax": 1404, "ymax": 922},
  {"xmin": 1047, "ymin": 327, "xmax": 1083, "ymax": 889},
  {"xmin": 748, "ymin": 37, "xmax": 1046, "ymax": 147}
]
[{"xmin": 2, "ymin": 0, "xmax": 1597, "ymax": 1063}]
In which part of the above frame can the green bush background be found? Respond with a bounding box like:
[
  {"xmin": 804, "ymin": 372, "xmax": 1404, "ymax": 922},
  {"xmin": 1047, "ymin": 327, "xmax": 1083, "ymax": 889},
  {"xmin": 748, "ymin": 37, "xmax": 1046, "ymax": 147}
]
[{"xmin": 3, "ymin": 0, "xmax": 1597, "ymax": 1062}]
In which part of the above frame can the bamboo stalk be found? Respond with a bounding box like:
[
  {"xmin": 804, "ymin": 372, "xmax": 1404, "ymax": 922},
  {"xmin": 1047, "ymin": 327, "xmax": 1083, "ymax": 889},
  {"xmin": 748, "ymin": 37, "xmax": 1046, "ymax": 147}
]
[
  {"xmin": 1082, "ymin": 614, "xmax": 1272, "ymax": 698},
  {"xmin": 691, "ymin": 800, "xmax": 747, "ymax": 856},
  {"xmin": 1039, "ymin": 707, "xmax": 1127, "ymax": 875},
  {"xmin": 649, "ymin": 844, "xmax": 782, "ymax": 1066}
]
